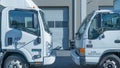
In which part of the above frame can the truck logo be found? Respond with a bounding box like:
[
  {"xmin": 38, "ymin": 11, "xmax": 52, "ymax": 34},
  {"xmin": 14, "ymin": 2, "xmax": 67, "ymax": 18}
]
[{"xmin": 88, "ymin": 51, "xmax": 101, "ymax": 56}]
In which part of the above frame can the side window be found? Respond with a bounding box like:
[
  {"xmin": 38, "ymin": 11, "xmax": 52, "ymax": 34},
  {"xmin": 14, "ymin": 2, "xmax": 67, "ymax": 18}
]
[
  {"xmin": 88, "ymin": 14, "xmax": 101, "ymax": 39},
  {"xmin": 9, "ymin": 10, "xmax": 40, "ymax": 36},
  {"xmin": 102, "ymin": 13, "xmax": 120, "ymax": 30}
]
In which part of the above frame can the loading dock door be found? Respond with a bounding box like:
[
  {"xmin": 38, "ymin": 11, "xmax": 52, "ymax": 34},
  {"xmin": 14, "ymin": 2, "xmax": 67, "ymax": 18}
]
[{"xmin": 42, "ymin": 8, "xmax": 69, "ymax": 50}]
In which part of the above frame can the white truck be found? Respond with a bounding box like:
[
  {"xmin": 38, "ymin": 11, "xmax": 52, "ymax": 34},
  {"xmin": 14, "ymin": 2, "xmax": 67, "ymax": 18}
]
[
  {"xmin": 0, "ymin": 0, "xmax": 55, "ymax": 68},
  {"xmin": 71, "ymin": 10, "xmax": 120, "ymax": 68}
]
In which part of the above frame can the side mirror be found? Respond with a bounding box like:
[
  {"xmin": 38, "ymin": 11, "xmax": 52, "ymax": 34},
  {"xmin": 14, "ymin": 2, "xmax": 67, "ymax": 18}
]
[
  {"xmin": 99, "ymin": 34, "xmax": 105, "ymax": 40},
  {"xmin": 37, "ymin": 37, "xmax": 41, "ymax": 44},
  {"xmin": 98, "ymin": 28, "xmax": 104, "ymax": 34},
  {"xmin": 101, "ymin": 34, "xmax": 105, "ymax": 38},
  {"xmin": 76, "ymin": 32, "xmax": 81, "ymax": 39},
  {"xmin": 76, "ymin": 32, "xmax": 79, "ymax": 35}
]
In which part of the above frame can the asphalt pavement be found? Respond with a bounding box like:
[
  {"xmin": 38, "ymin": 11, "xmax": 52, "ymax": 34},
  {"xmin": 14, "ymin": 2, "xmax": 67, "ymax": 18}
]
[{"xmin": 33, "ymin": 50, "xmax": 96, "ymax": 68}]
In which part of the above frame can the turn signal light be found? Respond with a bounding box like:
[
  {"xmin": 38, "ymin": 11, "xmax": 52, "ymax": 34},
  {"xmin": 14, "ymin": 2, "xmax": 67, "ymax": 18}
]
[
  {"xmin": 35, "ymin": 62, "xmax": 41, "ymax": 64},
  {"xmin": 79, "ymin": 48, "xmax": 85, "ymax": 54}
]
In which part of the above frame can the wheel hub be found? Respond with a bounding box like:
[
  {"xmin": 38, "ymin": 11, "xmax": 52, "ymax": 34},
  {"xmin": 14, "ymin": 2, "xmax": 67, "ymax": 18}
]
[
  {"xmin": 103, "ymin": 60, "xmax": 117, "ymax": 68},
  {"xmin": 8, "ymin": 60, "xmax": 22, "ymax": 68}
]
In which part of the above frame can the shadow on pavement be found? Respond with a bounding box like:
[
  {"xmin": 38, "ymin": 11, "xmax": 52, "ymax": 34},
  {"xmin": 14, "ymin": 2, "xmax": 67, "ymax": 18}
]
[{"xmin": 34, "ymin": 56, "xmax": 96, "ymax": 68}]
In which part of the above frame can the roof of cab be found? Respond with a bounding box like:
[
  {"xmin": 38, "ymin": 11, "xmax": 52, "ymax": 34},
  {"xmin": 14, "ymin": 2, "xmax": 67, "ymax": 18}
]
[
  {"xmin": 0, "ymin": 0, "xmax": 40, "ymax": 10},
  {"xmin": 95, "ymin": 9, "xmax": 120, "ymax": 14}
]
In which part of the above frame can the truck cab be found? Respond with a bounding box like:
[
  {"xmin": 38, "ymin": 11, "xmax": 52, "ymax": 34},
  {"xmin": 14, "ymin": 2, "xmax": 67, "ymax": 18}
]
[
  {"xmin": 71, "ymin": 10, "xmax": 120, "ymax": 68},
  {"xmin": 0, "ymin": 0, "xmax": 55, "ymax": 68}
]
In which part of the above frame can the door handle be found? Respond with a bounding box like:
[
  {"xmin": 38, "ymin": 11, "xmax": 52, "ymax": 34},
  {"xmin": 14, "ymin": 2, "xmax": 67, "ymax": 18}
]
[{"xmin": 114, "ymin": 40, "xmax": 120, "ymax": 43}]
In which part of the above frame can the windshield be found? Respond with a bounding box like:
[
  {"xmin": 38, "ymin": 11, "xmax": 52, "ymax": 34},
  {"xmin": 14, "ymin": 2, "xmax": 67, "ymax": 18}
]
[
  {"xmin": 78, "ymin": 12, "xmax": 94, "ymax": 35},
  {"xmin": 39, "ymin": 10, "xmax": 50, "ymax": 33}
]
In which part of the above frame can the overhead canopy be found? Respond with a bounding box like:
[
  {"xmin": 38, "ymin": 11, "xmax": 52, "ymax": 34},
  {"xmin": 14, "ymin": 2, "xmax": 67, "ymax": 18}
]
[{"xmin": 0, "ymin": 0, "xmax": 39, "ymax": 9}]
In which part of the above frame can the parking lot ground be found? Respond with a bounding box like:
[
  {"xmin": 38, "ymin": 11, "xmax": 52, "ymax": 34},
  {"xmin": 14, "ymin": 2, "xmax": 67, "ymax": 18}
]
[{"xmin": 33, "ymin": 50, "xmax": 96, "ymax": 68}]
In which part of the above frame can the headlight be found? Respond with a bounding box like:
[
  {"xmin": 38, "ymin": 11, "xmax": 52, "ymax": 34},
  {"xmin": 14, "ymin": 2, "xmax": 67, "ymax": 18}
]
[{"xmin": 46, "ymin": 42, "xmax": 52, "ymax": 56}]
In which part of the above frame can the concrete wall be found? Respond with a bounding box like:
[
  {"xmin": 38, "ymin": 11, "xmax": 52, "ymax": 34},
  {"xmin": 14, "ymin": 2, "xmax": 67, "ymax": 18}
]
[
  {"xmin": 99, "ymin": 0, "xmax": 114, "ymax": 6},
  {"xmin": 87, "ymin": 0, "xmax": 98, "ymax": 15},
  {"xmin": 74, "ymin": 0, "xmax": 81, "ymax": 34},
  {"xmin": 87, "ymin": 0, "xmax": 114, "ymax": 15},
  {"xmin": 33, "ymin": 0, "xmax": 72, "ymax": 6}
]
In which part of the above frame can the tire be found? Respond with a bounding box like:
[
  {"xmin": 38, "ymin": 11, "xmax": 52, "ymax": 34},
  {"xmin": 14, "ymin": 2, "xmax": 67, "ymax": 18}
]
[
  {"xmin": 79, "ymin": 61, "xmax": 86, "ymax": 67},
  {"xmin": 4, "ymin": 54, "xmax": 29, "ymax": 68},
  {"xmin": 98, "ymin": 54, "xmax": 120, "ymax": 68}
]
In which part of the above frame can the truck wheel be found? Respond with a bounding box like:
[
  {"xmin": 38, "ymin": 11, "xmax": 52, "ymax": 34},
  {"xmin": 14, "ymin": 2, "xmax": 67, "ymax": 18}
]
[
  {"xmin": 4, "ymin": 54, "xmax": 29, "ymax": 68},
  {"xmin": 98, "ymin": 54, "xmax": 120, "ymax": 68}
]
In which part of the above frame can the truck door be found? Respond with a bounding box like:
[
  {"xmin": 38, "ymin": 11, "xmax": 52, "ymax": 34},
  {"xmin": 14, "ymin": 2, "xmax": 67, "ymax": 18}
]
[
  {"xmin": 86, "ymin": 13, "xmax": 120, "ymax": 61},
  {"xmin": 7, "ymin": 9, "xmax": 43, "ymax": 62}
]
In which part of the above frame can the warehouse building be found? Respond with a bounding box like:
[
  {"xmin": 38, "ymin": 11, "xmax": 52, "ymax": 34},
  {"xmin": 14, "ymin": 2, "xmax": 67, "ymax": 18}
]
[{"xmin": 33, "ymin": 0, "xmax": 114, "ymax": 50}]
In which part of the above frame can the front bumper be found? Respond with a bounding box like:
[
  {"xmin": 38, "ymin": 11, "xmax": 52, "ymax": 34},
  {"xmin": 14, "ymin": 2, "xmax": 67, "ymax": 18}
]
[
  {"xmin": 30, "ymin": 54, "xmax": 55, "ymax": 66},
  {"xmin": 71, "ymin": 50, "xmax": 80, "ymax": 65},
  {"xmin": 71, "ymin": 50, "xmax": 85, "ymax": 65},
  {"xmin": 43, "ymin": 55, "xmax": 55, "ymax": 65}
]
